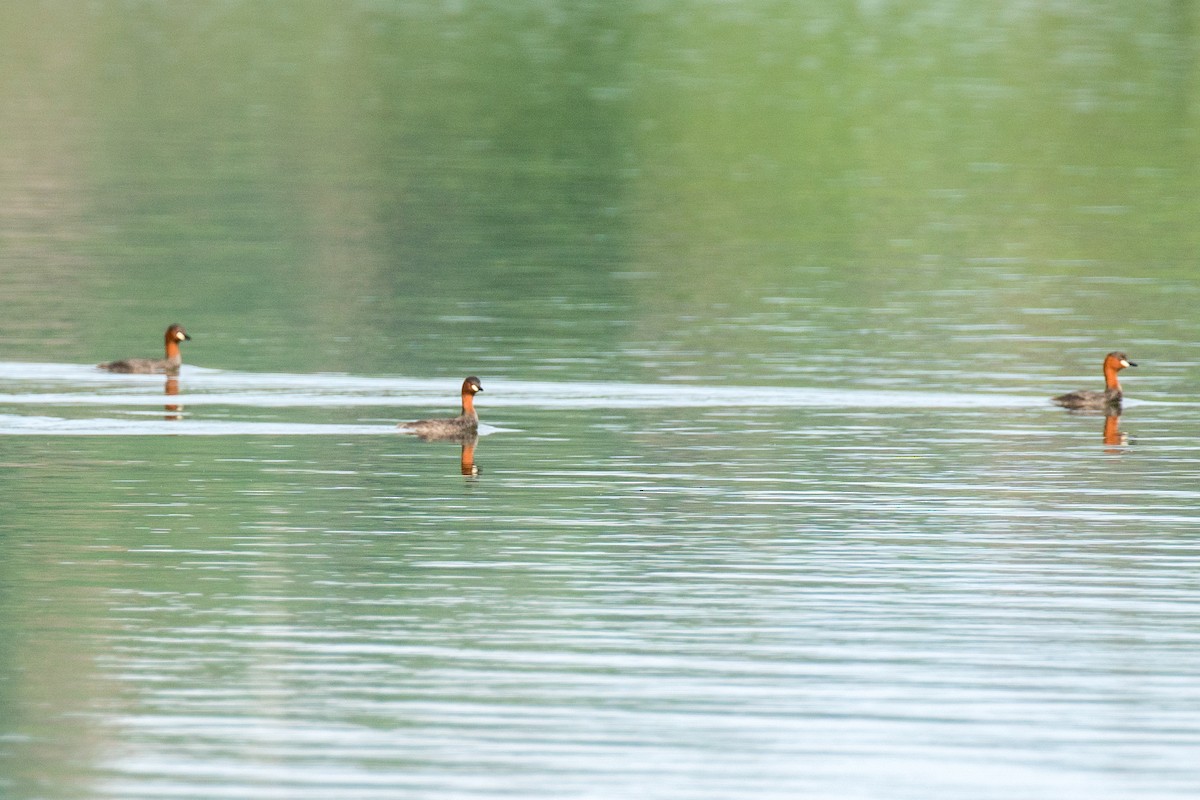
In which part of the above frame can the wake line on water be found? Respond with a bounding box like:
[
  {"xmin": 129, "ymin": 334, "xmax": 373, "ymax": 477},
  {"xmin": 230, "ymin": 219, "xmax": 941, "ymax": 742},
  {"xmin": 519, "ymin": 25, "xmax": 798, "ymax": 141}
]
[
  {"xmin": 0, "ymin": 415, "xmax": 400, "ymax": 436},
  {"xmin": 0, "ymin": 362, "xmax": 1039, "ymax": 410},
  {"xmin": 0, "ymin": 415, "xmax": 507, "ymax": 437}
]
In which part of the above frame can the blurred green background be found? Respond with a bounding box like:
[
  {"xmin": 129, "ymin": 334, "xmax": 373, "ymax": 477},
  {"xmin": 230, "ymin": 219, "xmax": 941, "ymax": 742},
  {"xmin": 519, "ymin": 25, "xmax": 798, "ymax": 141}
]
[{"xmin": 1, "ymin": 2, "xmax": 1196, "ymax": 385}]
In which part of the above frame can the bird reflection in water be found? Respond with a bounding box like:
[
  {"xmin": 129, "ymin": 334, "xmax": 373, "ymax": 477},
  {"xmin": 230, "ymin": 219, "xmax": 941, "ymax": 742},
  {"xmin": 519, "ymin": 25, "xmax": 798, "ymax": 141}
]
[
  {"xmin": 1103, "ymin": 412, "xmax": 1128, "ymax": 448},
  {"xmin": 459, "ymin": 435, "xmax": 480, "ymax": 476},
  {"xmin": 1061, "ymin": 404, "xmax": 1131, "ymax": 449},
  {"xmin": 164, "ymin": 376, "xmax": 183, "ymax": 421},
  {"xmin": 405, "ymin": 430, "xmax": 481, "ymax": 477}
]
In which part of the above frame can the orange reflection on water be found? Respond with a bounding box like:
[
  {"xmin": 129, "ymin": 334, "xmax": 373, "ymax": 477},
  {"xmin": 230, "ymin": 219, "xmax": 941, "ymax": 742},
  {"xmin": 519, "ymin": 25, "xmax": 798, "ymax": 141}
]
[{"xmin": 164, "ymin": 377, "xmax": 182, "ymax": 420}]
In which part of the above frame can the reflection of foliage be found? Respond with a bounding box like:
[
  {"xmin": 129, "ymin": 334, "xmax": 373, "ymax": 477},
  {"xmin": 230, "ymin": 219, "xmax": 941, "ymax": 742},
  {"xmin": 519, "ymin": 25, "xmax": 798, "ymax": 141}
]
[{"xmin": 0, "ymin": 4, "xmax": 1193, "ymax": 382}]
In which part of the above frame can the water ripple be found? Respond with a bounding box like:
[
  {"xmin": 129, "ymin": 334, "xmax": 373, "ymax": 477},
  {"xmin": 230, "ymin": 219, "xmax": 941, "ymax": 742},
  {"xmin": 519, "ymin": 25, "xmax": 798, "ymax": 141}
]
[{"xmin": 0, "ymin": 361, "xmax": 1048, "ymax": 410}]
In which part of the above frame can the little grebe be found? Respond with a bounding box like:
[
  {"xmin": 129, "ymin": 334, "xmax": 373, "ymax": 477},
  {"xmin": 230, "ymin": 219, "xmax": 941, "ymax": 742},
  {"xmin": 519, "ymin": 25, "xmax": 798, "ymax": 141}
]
[
  {"xmin": 399, "ymin": 376, "xmax": 483, "ymax": 439},
  {"xmin": 98, "ymin": 324, "xmax": 191, "ymax": 375},
  {"xmin": 1053, "ymin": 351, "xmax": 1136, "ymax": 410}
]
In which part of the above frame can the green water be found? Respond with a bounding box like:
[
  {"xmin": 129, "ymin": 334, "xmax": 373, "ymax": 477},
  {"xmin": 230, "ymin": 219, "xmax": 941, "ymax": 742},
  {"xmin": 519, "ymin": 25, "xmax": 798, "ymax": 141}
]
[{"xmin": 2, "ymin": 3, "xmax": 1199, "ymax": 799}]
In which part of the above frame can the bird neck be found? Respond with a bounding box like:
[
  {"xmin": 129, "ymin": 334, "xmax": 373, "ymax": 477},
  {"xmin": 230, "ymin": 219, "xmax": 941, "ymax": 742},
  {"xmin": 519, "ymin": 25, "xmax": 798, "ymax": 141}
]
[{"xmin": 1102, "ymin": 364, "xmax": 1122, "ymax": 392}]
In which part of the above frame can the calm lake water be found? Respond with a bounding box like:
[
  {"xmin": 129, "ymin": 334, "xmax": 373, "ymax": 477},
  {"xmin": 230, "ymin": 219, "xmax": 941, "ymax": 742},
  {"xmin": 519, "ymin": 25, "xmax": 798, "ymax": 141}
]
[{"xmin": 3, "ymin": 3, "xmax": 1200, "ymax": 799}]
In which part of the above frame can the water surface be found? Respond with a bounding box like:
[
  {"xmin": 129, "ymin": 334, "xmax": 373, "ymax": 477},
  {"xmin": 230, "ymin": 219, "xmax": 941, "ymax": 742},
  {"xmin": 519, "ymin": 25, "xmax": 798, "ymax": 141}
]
[{"xmin": 2, "ymin": 3, "xmax": 1200, "ymax": 799}]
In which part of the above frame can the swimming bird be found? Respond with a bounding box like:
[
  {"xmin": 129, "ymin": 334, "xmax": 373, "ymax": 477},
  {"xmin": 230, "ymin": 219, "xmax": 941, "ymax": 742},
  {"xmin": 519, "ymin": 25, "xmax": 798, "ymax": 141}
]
[
  {"xmin": 399, "ymin": 376, "xmax": 483, "ymax": 440},
  {"xmin": 1052, "ymin": 351, "xmax": 1136, "ymax": 410},
  {"xmin": 98, "ymin": 324, "xmax": 191, "ymax": 375}
]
